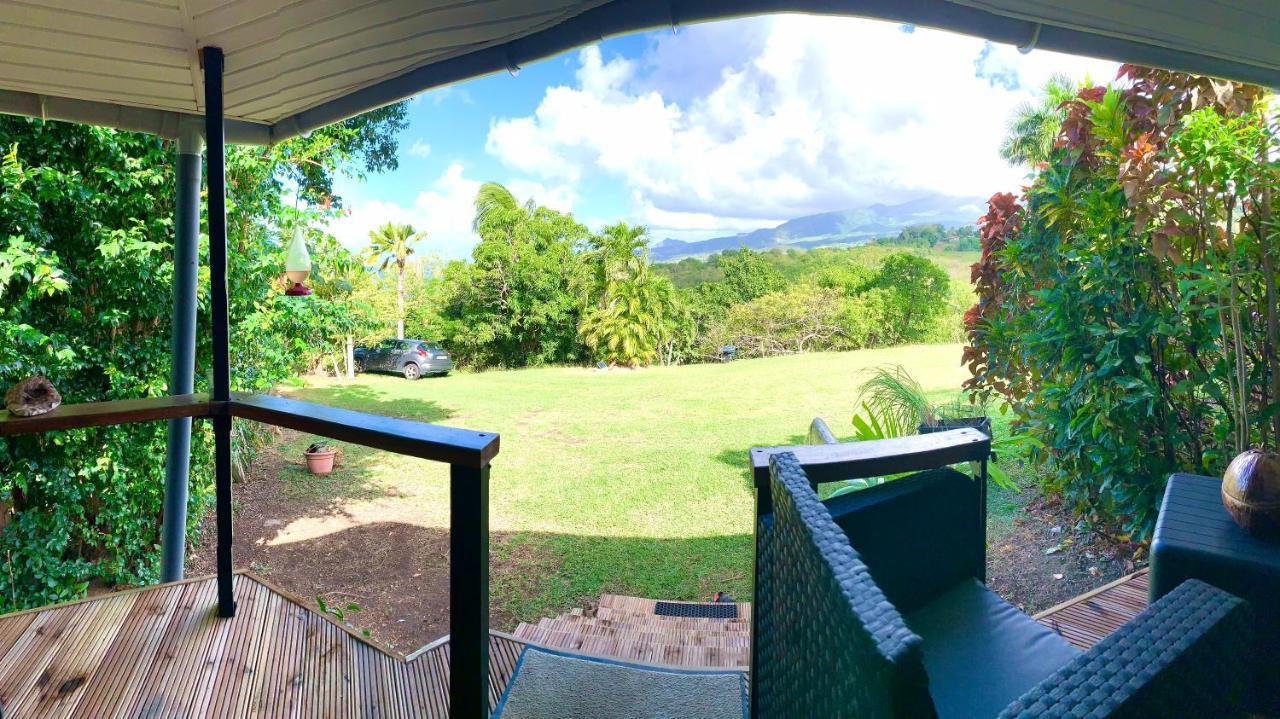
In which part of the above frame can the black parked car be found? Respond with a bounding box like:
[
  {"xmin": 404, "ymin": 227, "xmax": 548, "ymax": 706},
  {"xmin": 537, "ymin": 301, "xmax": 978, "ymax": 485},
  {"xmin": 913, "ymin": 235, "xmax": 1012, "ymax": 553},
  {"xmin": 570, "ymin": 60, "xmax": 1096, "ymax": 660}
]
[{"xmin": 354, "ymin": 339, "xmax": 453, "ymax": 380}]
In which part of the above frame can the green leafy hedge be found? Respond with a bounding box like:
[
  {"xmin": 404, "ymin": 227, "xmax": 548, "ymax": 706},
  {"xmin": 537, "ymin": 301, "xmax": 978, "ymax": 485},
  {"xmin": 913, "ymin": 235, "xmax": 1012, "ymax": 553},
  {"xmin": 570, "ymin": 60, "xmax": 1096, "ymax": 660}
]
[
  {"xmin": 0, "ymin": 105, "xmax": 405, "ymax": 609},
  {"xmin": 966, "ymin": 68, "xmax": 1278, "ymax": 538}
]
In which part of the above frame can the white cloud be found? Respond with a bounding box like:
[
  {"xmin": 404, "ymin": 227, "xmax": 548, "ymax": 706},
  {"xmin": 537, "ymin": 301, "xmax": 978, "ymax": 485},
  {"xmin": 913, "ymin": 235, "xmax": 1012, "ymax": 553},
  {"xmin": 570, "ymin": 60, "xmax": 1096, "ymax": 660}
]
[
  {"xmin": 505, "ymin": 179, "xmax": 577, "ymax": 213},
  {"xmin": 328, "ymin": 163, "xmax": 481, "ymax": 260},
  {"xmin": 328, "ymin": 166, "xmax": 581, "ymax": 259},
  {"xmin": 633, "ymin": 191, "xmax": 783, "ymax": 234},
  {"xmin": 408, "ymin": 139, "xmax": 432, "ymax": 158},
  {"xmin": 485, "ymin": 16, "xmax": 1119, "ymax": 236}
]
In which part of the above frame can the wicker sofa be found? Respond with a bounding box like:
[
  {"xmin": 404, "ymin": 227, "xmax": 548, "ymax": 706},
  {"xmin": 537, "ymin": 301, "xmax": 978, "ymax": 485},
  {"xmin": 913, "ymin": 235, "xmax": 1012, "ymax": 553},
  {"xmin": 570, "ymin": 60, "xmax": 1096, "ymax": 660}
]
[{"xmin": 751, "ymin": 444, "xmax": 1253, "ymax": 719}]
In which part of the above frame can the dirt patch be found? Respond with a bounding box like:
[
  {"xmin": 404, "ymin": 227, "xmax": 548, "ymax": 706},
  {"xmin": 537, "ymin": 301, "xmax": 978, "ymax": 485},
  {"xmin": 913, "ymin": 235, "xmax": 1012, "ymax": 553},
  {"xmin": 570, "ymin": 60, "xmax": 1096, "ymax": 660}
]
[
  {"xmin": 987, "ymin": 489, "xmax": 1145, "ymax": 614},
  {"xmin": 188, "ymin": 429, "xmax": 522, "ymax": 654},
  {"xmin": 190, "ymin": 429, "xmax": 1143, "ymax": 652}
]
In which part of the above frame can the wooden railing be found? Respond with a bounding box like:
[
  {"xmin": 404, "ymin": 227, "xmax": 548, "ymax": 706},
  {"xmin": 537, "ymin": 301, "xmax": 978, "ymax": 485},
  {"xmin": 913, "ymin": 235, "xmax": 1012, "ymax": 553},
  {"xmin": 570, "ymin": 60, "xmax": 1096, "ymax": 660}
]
[{"xmin": 0, "ymin": 392, "xmax": 499, "ymax": 718}]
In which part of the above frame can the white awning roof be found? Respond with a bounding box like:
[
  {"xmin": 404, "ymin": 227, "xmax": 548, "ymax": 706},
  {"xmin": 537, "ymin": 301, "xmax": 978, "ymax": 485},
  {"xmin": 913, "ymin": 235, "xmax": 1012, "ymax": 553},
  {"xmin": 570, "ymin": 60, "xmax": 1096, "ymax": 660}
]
[{"xmin": 0, "ymin": 0, "xmax": 1276, "ymax": 144}]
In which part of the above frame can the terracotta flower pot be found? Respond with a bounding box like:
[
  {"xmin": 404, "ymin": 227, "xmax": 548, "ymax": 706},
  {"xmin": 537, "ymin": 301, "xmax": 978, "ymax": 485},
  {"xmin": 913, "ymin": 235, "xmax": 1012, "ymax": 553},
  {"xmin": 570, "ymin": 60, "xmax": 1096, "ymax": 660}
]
[
  {"xmin": 304, "ymin": 448, "xmax": 338, "ymax": 475},
  {"xmin": 1221, "ymin": 449, "xmax": 1280, "ymax": 538}
]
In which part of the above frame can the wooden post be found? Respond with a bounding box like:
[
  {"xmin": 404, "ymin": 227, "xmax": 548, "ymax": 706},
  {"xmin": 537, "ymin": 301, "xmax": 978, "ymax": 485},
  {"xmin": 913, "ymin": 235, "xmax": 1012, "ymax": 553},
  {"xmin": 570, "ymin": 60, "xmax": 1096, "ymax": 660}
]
[
  {"xmin": 203, "ymin": 45, "xmax": 235, "ymax": 619},
  {"xmin": 450, "ymin": 463, "xmax": 490, "ymax": 718}
]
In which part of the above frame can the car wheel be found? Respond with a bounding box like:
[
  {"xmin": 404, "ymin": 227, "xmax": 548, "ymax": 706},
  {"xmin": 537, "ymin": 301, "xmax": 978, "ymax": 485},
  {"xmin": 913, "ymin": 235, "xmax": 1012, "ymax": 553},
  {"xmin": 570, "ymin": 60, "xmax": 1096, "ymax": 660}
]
[
  {"xmin": 354, "ymin": 359, "xmax": 365, "ymax": 373},
  {"xmin": 402, "ymin": 362, "xmax": 421, "ymax": 380}
]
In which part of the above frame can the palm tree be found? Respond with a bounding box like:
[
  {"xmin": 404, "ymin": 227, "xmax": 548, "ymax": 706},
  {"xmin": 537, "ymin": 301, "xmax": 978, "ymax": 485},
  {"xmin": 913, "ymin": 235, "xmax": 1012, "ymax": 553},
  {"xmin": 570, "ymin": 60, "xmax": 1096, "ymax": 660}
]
[
  {"xmin": 999, "ymin": 73, "xmax": 1077, "ymax": 168},
  {"xmin": 582, "ymin": 222, "xmax": 649, "ymax": 306},
  {"xmin": 578, "ymin": 223, "xmax": 674, "ymax": 367},
  {"xmin": 579, "ymin": 276, "xmax": 667, "ymax": 367},
  {"xmin": 364, "ymin": 221, "xmax": 424, "ymax": 339},
  {"xmin": 473, "ymin": 182, "xmax": 521, "ymax": 233}
]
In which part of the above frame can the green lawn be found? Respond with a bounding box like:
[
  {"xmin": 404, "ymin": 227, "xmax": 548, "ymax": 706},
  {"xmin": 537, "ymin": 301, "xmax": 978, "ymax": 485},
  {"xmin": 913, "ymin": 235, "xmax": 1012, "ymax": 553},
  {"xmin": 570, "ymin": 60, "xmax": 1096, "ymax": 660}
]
[{"xmin": 281, "ymin": 343, "xmax": 994, "ymax": 625}]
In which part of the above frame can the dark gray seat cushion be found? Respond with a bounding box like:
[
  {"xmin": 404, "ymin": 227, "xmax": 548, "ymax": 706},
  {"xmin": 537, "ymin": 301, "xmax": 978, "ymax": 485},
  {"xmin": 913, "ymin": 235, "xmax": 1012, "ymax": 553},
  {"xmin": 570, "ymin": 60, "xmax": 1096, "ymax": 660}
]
[{"xmin": 905, "ymin": 579, "xmax": 1081, "ymax": 719}]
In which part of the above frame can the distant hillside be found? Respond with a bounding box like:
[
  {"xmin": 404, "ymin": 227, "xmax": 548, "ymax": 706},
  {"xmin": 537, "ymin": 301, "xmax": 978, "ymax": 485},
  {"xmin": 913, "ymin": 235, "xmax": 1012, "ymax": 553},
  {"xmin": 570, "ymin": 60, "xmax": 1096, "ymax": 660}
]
[{"xmin": 651, "ymin": 194, "xmax": 985, "ymax": 261}]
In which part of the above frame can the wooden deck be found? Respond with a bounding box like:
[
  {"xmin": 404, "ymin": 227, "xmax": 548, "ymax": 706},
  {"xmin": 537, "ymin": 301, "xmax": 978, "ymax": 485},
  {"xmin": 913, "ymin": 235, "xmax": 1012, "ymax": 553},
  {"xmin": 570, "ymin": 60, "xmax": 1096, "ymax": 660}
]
[
  {"xmin": 1035, "ymin": 569, "xmax": 1149, "ymax": 650},
  {"xmin": 0, "ymin": 568, "xmax": 1149, "ymax": 717},
  {"xmin": 513, "ymin": 593, "xmax": 752, "ymax": 669},
  {"xmin": 0, "ymin": 572, "xmax": 525, "ymax": 718}
]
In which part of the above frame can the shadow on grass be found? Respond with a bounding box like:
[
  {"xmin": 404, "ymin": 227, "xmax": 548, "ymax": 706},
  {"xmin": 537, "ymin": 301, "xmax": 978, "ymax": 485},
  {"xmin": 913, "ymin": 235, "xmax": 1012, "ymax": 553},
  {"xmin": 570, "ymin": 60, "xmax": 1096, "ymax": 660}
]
[
  {"xmin": 287, "ymin": 382, "xmax": 455, "ymax": 424},
  {"xmin": 712, "ymin": 432, "xmax": 812, "ymax": 489},
  {"xmin": 218, "ymin": 518, "xmax": 753, "ymax": 655}
]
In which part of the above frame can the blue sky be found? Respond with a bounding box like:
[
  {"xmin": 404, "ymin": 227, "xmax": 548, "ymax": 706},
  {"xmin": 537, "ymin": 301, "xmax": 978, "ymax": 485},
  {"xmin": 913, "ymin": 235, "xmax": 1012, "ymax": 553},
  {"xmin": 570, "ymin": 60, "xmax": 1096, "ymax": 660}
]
[{"xmin": 328, "ymin": 14, "xmax": 1118, "ymax": 260}]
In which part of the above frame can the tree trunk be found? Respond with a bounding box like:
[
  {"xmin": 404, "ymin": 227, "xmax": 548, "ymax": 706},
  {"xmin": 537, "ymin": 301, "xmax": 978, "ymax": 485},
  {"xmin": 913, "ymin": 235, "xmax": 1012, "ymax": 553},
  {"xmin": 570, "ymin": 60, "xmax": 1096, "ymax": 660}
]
[
  {"xmin": 396, "ymin": 264, "xmax": 405, "ymax": 340},
  {"xmin": 345, "ymin": 335, "xmax": 355, "ymax": 381}
]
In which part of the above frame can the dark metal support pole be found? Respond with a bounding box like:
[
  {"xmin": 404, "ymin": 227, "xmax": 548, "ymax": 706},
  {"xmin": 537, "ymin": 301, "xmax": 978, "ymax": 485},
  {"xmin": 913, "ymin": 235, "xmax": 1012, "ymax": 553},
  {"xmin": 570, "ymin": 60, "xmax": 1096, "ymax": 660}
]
[
  {"xmin": 160, "ymin": 121, "xmax": 203, "ymax": 583},
  {"xmin": 203, "ymin": 46, "xmax": 235, "ymax": 618},
  {"xmin": 450, "ymin": 463, "xmax": 490, "ymax": 718}
]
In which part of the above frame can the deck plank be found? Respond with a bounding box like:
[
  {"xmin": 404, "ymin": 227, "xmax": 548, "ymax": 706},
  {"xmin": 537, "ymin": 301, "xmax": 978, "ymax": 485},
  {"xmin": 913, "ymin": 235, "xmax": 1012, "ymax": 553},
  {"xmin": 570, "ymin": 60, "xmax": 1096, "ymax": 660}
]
[
  {"xmin": 1036, "ymin": 569, "xmax": 1149, "ymax": 650},
  {"xmin": 0, "ymin": 603, "xmax": 90, "ymax": 710},
  {"xmin": 21, "ymin": 592, "xmax": 136, "ymax": 718},
  {"xmin": 85, "ymin": 582, "xmax": 185, "ymax": 716},
  {"xmin": 0, "ymin": 570, "xmax": 1148, "ymax": 716},
  {"xmin": 0, "ymin": 575, "xmax": 447, "ymax": 719}
]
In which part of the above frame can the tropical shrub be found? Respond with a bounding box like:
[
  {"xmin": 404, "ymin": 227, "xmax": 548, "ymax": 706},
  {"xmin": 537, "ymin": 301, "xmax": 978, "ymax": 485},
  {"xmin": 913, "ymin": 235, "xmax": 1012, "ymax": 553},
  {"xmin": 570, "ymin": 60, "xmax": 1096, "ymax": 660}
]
[
  {"xmin": 966, "ymin": 67, "xmax": 1277, "ymax": 538},
  {"xmin": 0, "ymin": 106, "xmax": 405, "ymax": 609},
  {"xmin": 438, "ymin": 183, "xmax": 587, "ymax": 368},
  {"xmin": 576, "ymin": 223, "xmax": 683, "ymax": 367},
  {"xmin": 705, "ymin": 285, "xmax": 847, "ymax": 358},
  {"xmin": 870, "ymin": 252, "xmax": 951, "ymax": 345}
]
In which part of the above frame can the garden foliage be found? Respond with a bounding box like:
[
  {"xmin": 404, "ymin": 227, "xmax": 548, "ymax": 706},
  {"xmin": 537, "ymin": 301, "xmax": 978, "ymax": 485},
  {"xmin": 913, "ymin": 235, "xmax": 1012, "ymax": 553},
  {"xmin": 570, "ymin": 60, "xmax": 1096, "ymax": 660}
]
[
  {"xmin": 0, "ymin": 107, "xmax": 405, "ymax": 609},
  {"xmin": 396, "ymin": 193, "xmax": 959, "ymax": 369},
  {"xmin": 965, "ymin": 67, "xmax": 1278, "ymax": 537}
]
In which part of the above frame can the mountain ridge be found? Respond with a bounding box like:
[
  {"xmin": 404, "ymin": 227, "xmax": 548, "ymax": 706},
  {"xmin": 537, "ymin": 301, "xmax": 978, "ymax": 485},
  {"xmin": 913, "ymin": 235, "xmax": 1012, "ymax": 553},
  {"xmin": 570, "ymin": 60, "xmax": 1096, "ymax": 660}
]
[{"xmin": 651, "ymin": 194, "xmax": 985, "ymax": 261}]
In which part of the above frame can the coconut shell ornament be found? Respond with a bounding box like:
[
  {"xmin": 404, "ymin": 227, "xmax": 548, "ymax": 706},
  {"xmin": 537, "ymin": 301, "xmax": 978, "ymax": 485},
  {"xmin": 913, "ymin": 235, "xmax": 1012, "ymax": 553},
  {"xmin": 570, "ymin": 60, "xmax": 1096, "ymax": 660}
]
[
  {"xmin": 1221, "ymin": 449, "xmax": 1280, "ymax": 539},
  {"xmin": 4, "ymin": 375, "xmax": 62, "ymax": 417}
]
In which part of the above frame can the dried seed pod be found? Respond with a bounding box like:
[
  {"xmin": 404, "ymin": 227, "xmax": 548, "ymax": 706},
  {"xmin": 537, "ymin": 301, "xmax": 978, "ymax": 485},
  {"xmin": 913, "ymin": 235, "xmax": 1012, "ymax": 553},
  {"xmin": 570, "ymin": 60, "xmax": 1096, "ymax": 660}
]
[
  {"xmin": 4, "ymin": 375, "xmax": 62, "ymax": 417},
  {"xmin": 1222, "ymin": 449, "xmax": 1280, "ymax": 538}
]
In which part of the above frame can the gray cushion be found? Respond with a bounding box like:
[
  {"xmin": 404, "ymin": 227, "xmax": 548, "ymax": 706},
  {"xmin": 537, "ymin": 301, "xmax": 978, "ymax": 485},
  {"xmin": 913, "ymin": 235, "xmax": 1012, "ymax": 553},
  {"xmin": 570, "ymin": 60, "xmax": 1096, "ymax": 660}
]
[{"xmin": 905, "ymin": 579, "xmax": 1081, "ymax": 719}]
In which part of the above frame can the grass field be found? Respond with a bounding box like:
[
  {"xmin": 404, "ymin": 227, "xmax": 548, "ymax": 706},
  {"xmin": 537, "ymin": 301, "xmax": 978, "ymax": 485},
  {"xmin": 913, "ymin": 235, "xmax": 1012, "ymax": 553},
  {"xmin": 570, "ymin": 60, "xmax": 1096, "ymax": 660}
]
[{"xmin": 269, "ymin": 344, "xmax": 992, "ymax": 629}]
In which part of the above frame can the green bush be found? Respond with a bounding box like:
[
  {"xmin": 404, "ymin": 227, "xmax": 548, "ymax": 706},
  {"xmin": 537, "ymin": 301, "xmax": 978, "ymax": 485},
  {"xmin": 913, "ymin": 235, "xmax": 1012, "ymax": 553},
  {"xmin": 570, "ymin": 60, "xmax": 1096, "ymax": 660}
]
[
  {"xmin": 966, "ymin": 69, "xmax": 1277, "ymax": 538},
  {"xmin": 0, "ymin": 107, "xmax": 404, "ymax": 609},
  {"xmin": 704, "ymin": 285, "xmax": 846, "ymax": 357}
]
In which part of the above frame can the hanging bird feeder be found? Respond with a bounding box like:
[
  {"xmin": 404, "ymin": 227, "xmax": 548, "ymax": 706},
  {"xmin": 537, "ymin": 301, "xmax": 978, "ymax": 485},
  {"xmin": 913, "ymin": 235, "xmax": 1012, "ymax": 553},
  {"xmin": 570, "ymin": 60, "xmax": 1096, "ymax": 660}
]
[{"xmin": 284, "ymin": 224, "xmax": 312, "ymax": 296}]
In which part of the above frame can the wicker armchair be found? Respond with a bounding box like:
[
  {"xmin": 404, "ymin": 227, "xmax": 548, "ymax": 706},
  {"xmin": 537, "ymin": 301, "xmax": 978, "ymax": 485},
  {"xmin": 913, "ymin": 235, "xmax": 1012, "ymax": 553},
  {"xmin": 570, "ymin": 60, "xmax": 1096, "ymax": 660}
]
[{"xmin": 751, "ymin": 441, "xmax": 1253, "ymax": 719}]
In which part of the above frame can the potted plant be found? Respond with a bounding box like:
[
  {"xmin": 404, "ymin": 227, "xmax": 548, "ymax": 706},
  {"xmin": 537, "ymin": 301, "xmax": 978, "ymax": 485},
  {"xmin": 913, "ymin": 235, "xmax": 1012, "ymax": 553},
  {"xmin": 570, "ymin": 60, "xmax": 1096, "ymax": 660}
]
[
  {"xmin": 304, "ymin": 441, "xmax": 338, "ymax": 475},
  {"xmin": 846, "ymin": 366, "xmax": 1016, "ymax": 490}
]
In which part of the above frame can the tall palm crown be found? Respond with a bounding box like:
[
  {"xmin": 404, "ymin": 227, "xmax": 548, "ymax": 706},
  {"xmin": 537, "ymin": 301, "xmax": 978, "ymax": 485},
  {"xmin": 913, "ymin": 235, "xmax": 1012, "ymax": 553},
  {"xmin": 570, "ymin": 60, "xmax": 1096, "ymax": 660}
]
[
  {"xmin": 364, "ymin": 221, "xmax": 425, "ymax": 339},
  {"xmin": 364, "ymin": 222, "xmax": 422, "ymax": 273},
  {"xmin": 583, "ymin": 222, "xmax": 649, "ymax": 306},
  {"xmin": 999, "ymin": 73, "xmax": 1078, "ymax": 168},
  {"xmin": 473, "ymin": 182, "xmax": 522, "ymax": 233}
]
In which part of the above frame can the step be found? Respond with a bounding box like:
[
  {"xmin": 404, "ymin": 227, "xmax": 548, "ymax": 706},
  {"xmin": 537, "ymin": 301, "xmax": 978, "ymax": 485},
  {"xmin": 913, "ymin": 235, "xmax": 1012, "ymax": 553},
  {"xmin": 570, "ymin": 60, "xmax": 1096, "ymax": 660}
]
[
  {"xmin": 534, "ymin": 615, "xmax": 751, "ymax": 641},
  {"xmin": 512, "ymin": 626, "xmax": 750, "ymax": 668},
  {"xmin": 594, "ymin": 606, "xmax": 751, "ymax": 630},
  {"xmin": 599, "ymin": 593, "xmax": 752, "ymax": 620},
  {"xmin": 515, "ymin": 618, "xmax": 751, "ymax": 650}
]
